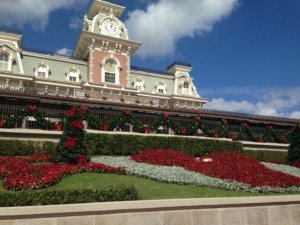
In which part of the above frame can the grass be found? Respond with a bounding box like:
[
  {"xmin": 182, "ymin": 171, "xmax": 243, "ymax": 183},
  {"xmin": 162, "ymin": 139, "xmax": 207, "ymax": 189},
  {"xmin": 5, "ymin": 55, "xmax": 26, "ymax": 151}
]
[{"xmin": 50, "ymin": 173, "xmax": 287, "ymax": 200}]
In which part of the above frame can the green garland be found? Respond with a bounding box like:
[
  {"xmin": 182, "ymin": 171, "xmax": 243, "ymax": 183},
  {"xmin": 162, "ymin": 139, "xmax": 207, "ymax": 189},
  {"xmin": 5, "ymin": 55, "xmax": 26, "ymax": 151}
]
[{"xmin": 0, "ymin": 105, "xmax": 295, "ymax": 144}]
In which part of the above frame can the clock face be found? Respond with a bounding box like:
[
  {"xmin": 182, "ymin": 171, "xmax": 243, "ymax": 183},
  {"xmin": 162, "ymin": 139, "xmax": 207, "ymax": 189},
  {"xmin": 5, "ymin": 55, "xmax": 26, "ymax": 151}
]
[{"xmin": 103, "ymin": 19, "xmax": 119, "ymax": 35}]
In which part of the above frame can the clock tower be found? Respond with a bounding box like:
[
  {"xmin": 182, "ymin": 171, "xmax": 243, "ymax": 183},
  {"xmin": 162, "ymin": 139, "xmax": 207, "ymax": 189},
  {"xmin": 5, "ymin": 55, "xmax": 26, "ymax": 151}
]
[{"xmin": 72, "ymin": 0, "xmax": 141, "ymax": 87}]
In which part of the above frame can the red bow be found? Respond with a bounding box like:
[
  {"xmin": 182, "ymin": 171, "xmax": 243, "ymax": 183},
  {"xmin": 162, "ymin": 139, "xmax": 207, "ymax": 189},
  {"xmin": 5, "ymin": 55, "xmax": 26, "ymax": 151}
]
[
  {"xmin": 214, "ymin": 133, "xmax": 219, "ymax": 138},
  {"xmin": 72, "ymin": 121, "xmax": 83, "ymax": 129},
  {"xmin": 182, "ymin": 129, "xmax": 186, "ymax": 135},
  {"xmin": 78, "ymin": 154, "xmax": 87, "ymax": 165},
  {"xmin": 56, "ymin": 123, "xmax": 62, "ymax": 131},
  {"xmin": 64, "ymin": 137, "xmax": 78, "ymax": 148},
  {"xmin": 124, "ymin": 109, "xmax": 131, "ymax": 115},
  {"xmin": 163, "ymin": 113, "xmax": 169, "ymax": 118},
  {"xmin": 145, "ymin": 127, "xmax": 151, "ymax": 133},
  {"xmin": 195, "ymin": 116, "xmax": 201, "ymax": 121},
  {"xmin": 223, "ymin": 119, "xmax": 228, "ymax": 124},
  {"xmin": 66, "ymin": 108, "xmax": 75, "ymax": 117},
  {"xmin": 81, "ymin": 106, "xmax": 88, "ymax": 111},
  {"xmin": 103, "ymin": 124, "xmax": 109, "ymax": 131},
  {"xmin": 242, "ymin": 123, "xmax": 248, "ymax": 127},
  {"xmin": 0, "ymin": 120, "xmax": 5, "ymax": 127},
  {"xmin": 29, "ymin": 105, "xmax": 37, "ymax": 111},
  {"xmin": 231, "ymin": 134, "xmax": 237, "ymax": 141},
  {"xmin": 267, "ymin": 126, "xmax": 273, "ymax": 129}
]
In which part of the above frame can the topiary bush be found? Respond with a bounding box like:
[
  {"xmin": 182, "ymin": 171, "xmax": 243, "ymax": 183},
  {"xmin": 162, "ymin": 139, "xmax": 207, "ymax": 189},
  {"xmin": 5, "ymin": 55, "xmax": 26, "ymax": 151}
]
[
  {"xmin": 287, "ymin": 125, "xmax": 300, "ymax": 164},
  {"xmin": 53, "ymin": 107, "xmax": 90, "ymax": 164}
]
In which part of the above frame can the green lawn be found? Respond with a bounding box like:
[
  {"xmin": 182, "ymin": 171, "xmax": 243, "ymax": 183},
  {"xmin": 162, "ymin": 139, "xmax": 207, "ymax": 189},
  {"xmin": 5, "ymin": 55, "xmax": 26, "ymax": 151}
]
[
  {"xmin": 50, "ymin": 173, "xmax": 285, "ymax": 200},
  {"xmin": 1, "ymin": 173, "xmax": 298, "ymax": 199}
]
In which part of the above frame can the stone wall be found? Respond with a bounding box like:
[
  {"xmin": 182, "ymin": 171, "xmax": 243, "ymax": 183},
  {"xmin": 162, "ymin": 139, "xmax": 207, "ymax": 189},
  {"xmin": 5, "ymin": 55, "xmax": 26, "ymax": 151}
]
[{"xmin": 1, "ymin": 196, "xmax": 300, "ymax": 225}]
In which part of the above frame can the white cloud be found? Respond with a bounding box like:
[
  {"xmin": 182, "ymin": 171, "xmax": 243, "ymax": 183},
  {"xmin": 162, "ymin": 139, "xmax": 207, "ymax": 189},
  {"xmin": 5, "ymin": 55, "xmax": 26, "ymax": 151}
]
[
  {"xmin": 56, "ymin": 47, "xmax": 72, "ymax": 56},
  {"xmin": 125, "ymin": 0, "xmax": 239, "ymax": 58},
  {"xmin": 203, "ymin": 87, "xmax": 300, "ymax": 119},
  {"xmin": 69, "ymin": 17, "xmax": 83, "ymax": 30},
  {"xmin": 0, "ymin": 0, "xmax": 89, "ymax": 30}
]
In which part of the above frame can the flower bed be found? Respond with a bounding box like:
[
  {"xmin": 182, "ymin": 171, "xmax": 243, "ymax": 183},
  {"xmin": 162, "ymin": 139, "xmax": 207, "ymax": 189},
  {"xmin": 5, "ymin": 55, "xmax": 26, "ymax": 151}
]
[
  {"xmin": 185, "ymin": 152, "xmax": 300, "ymax": 188},
  {"xmin": 0, "ymin": 156, "xmax": 124, "ymax": 191},
  {"xmin": 130, "ymin": 149, "xmax": 196, "ymax": 167}
]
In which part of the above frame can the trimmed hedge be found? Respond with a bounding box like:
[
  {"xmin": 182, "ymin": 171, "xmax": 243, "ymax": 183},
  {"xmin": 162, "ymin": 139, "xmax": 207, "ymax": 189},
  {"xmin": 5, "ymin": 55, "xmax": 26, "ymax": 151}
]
[
  {"xmin": 244, "ymin": 150, "xmax": 288, "ymax": 162},
  {"xmin": 0, "ymin": 185, "xmax": 139, "ymax": 207},
  {"xmin": 0, "ymin": 140, "xmax": 56, "ymax": 156},
  {"xmin": 85, "ymin": 133, "xmax": 244, "ymax": 157}
]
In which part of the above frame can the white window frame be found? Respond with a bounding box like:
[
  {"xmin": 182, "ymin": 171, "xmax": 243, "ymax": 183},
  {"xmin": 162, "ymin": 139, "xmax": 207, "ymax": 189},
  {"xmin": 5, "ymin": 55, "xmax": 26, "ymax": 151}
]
[
  {"xmin": 35, "ymin": 62, "xmax": 50, "ymax": 78},
  {"xmin": 101, "ymin": 57, "xmax": 120, "ymax": 85},
  {"xmin": 156, "ymin": 81, "xmax": 167, "ymax": 94},
  {"xmin": 0, "ymin": 51, "xmax": 12, "ymax": 71},
  {"xmin": 66, "ymin": 67, "xmax": 80, "ymax": 83},
  {"xmin": 134, "ymin": 78, "xmax": 144, "ymax": 91}
]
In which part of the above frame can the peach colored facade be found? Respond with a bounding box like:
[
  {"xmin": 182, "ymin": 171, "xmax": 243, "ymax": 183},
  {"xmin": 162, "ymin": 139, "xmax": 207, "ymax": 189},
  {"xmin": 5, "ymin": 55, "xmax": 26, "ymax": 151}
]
[{"xmin": 92, "ymin": 50, "xmax": 127, "ymax": 86}]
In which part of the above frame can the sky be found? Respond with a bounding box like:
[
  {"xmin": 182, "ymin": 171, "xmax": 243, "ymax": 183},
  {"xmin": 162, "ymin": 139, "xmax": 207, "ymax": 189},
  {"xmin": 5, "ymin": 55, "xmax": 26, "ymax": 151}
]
[{"xmin": 0, "ymin": 0, "xmax": 300, "ymax": 119}]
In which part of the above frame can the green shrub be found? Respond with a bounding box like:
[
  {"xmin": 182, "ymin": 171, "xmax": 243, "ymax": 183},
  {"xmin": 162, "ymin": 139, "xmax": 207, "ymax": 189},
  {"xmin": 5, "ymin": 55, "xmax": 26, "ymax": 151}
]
[
  {"xmin": 0, "ymin": 185, "xmax": 138, "ymax": 207},
  {"xmin": 86, "ymin": 133, "xmax": 244, "ymax": 157},
  {"xmin": 244, "ymin": 150, "xmax": 287, "ymax": 162},
  {"xmin": 0, "ymin": 140, "xmax": 57, "ymax": 156},
  {"xmin": 287, "ymin": 125, "xmax": 300, "ymax": 163}
]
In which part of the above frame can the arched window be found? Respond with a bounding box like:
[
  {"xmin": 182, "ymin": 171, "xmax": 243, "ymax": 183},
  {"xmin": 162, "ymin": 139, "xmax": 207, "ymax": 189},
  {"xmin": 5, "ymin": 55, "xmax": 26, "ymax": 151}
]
[
  {"xmin": 35, "ymin": 62, "xmax": 50, "ymax": 78},
  {"xmin": 102, "ymin": 58, "xmax": 120, "ymax": 84},
  {"xmin": 66, "ymin": 67, "xmax": 80, "ymax": 82},
  {"xmin": 0, "ymin": 53, "xmax": 9, "ymax": 70},
  {"xmin": 183, "ymin": 82, "xmax": 189, "ymax": 95},
  {"xmin": 156, "ymin": 81, "xmax": 167, "ymax": 94},
  {"xmin": 134, "ymin": 77, "xmax": 144, "ymax": 91}
]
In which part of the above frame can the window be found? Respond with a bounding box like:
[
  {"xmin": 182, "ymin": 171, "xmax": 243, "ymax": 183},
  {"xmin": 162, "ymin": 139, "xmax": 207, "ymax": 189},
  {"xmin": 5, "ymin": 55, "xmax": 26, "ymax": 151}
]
[
  {"xmin": 183, "ymin": 82, "xmax": 189, "ymax": 95},
  {"xmin": 156, "ymin": 81, "xmax": 167, "ymax": 94},
  {"xmin": 35, "ymin": 62, "xmax": 49, "ymax": 78},
  {"xmin": 37, "ymin": 65, "xmax": 47, "ymax": 77},
  {"xmin": 158, "ymin": 88, "xmax": 164, "ymax": 93},
  {"xmin": 66, "ymin": 67, "xmax": 80, "ymax": 82},
  {"xmin": 103, "ymin": 59, "xmax": 119, "ymax": 84},
  {"xmin": 0, "ymin": 53, "xmax": 9, "ymax": 70},
  {"xmin": 134, "ymin": 78, "xmax": 144, "ymax": 91},
  {"xmin": 105, "ymin": 72, "xmax": 115, "ymax": 83}
]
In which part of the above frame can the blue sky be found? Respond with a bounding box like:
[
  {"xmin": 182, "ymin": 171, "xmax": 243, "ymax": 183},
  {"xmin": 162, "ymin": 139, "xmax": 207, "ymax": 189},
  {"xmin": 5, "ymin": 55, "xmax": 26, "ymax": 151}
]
[{"xmin": 1, "ymin": 0, "xmax": 300, "ymax": 118}]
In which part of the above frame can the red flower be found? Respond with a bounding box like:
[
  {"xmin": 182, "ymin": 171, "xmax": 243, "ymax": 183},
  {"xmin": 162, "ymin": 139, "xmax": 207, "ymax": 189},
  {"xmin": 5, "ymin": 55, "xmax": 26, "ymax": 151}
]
[
  {"xmin": 72, "ymin": 121, "xmax": 83, "ymax": 129},
  {"xmin": 182, "ymin": 129, "xmax": 187, "ymax": 135},
  {"xmin": 29, "ymin": 105, "xmax": 37, "ymax": 111},
  {"xmin": 103, "ymin": 124, "xmax": 109, "ymax": 131},
  {"xmin": 78, "ymin": 154, "xmax": 87, "ymax": 165},
  {"xmin": 163, "ymin": 113, "xmax": 169, "ymax": 118},
  {"xmin": 267, "ymin": 126, "xmax": 273, "ymax": 129},
  {"xmin": 124, "ymin": 109, "xmax": 131, "ymax": 115},
  {"xmin": 259, "ymin": 137, "xmax": 263, "ymax": 142},
  {"xmin": 231, "ymin": 134, "xmax": 237, "ymax": 141},
  {"xmin": 214, "ymin": 132, "xmax": 218, "ymax": 138},
  {"xmin": 282, "ymin": 137, "xmax": 288, "ymax": 143},
  {"xmin": 145, "ymin": 127, "xmax": 151, "ymax": 133},
  {"xmin": 0, "ymin": 120, "xmax": 5, "ymax": 127},
  {"xmin": 56, "ymin": 123, "xmax": 62, "ymax": 131},
  {"xmin": 195, "ymin": 116, "xmax": 201, "ymax": 121},
  {"xmin": 81, "ymin": 106, "xmax": 88, "ymax": 111},
  {"xmin": 242, "ymin": 123, "xmax": 248, "ymax": 127},
  {"xmin": 223, "ymin": 119, "xmax": 228, "ymax": 124},
  {"xmin": 64, "ymin": 137, "xmax": 78, "ymax": 148}
]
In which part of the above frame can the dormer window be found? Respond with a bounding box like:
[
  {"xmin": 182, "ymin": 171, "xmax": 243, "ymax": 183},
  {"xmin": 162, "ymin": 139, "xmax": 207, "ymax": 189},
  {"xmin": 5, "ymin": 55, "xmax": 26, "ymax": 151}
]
[
  {"xmin": 0, "ymin": 53, "xmax": 9, "ymax": 70},
  {"xmin": 156, "ymin": 80, "xmax": 167, "ymax": 94},
  {"xmin": 66, "ymin": 67, "xmax": 80, "ymax": 82},
  {"xmin": 183, "ymin": 82, "xmax": 190, "ymax": 95},
  {"xmin": 35, "ymin": 62, "xmax": 50, "ymax": 78},
  {"xmin": 134, "ymin": 77, "xmax": 144, "ymax": 91}
]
